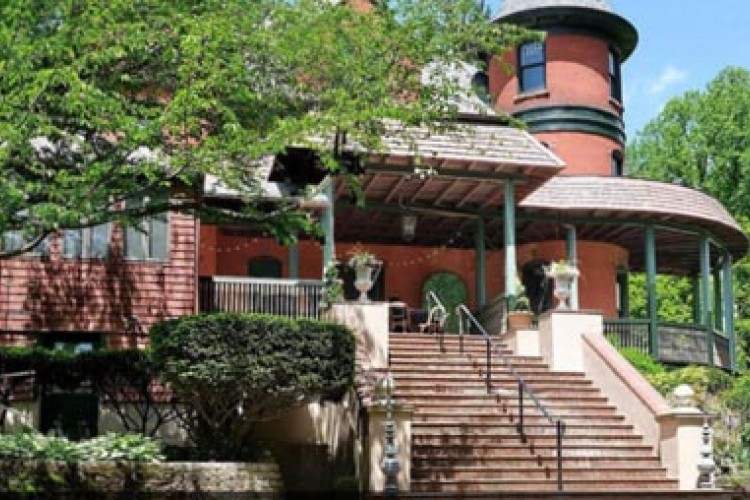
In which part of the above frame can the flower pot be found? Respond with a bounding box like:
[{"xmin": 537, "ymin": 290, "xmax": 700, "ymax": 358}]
[{"xmin": 508, "ymin": 311, "xmax": 533, "ymax": 332}]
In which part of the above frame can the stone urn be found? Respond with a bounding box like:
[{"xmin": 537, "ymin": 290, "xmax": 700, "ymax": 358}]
[
  {"xmin": 348, "ymin": 251, "xmax": 382, "ymax": 302},
  {"xmin": 545, "ymin": 262, "xmax": 580, "ymax": 310}
]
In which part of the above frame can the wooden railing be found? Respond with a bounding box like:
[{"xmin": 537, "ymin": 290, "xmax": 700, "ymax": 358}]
[
  {"xmin": 198, "ymin": 276, "xmax": 324, "ymax": 319},
  {"xmin": 604, "ymin": 319, "xmax": 731, "ymax": 369}
]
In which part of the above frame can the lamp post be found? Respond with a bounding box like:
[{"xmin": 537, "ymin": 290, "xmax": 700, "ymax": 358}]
[{"xmin": 379, "ymin": 372, "xmax": 400, "ymax": 496}]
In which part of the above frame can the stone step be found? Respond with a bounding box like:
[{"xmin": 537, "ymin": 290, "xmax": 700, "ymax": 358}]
[
  {"xmin": 413, "ymin": 414, "xmax": 624, "ymax": 425},
  {"xmin": 413, "ymin": 422, "xmax": 637, "ymax": 437},
  {"xmin": 395, "ymin": 386, "xmax": 602, "ymax": 399},
  {"xmin": 413, "ymin": 408, "xmax": 617, "ymax": 419},
  {"xmin": 390, "ymin": 373, "xmax": 588, "ymax": 383},
  {"xmin": 398, "ymin": 394, "xmax": 608, "ymax": 405},
  {"xmin": 409, "ymin": 478, "xmax": 679, "ymax": 493},
  {"xmin": 412, "ymin": 444, "xmax": 657, "ymax": 458},
  {"xmin": 413, "ymin": 456, "xmax": 663, "ymax": 468},
  {"xmin": 412, "ymin": 436, "xmax": 648, "ymax": 449},
  {"xmin": 387, "ymin": 361, "xmax": 552, "ymax": 372},
  {"xmin": 412, "ymin": 465, "xmax": 670, "ymax": 481}
]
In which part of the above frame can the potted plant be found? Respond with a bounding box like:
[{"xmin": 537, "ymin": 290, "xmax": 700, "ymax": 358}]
[
  {"xmin": 507, "ymin": 281, "xmax": 533, "ymax": 332},
  {"xmin": 347, "ymin": 248, "xmax": 382, "ymax": 302},
  {"xmin": 544, "ymin": 260, "xmax": 579, "ymax": 310}
]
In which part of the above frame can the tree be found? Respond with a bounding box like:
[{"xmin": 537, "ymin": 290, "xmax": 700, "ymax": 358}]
[
  {"xmin": 150, "ymin": 313, "xmax": 355, "ymax": 460},
  {"xmin": 628, "ymin": 67, "xmax": 750, "ymax": 219},
  {"xmin": 0, "ymin": 0, "xmax": 532, "ymax": 257}
]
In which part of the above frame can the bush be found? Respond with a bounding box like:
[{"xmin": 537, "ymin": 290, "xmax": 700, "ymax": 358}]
[
  {"xmin": 618, "ymin": 348, "xmax": 666, "ymax": 376},
  {"xmin": 0, "ymin": 430, "xmax": 163, "ymax": 462},
  {"xmin": 150, "ymin": 313, "xmax": 355, "ymax": 460}
]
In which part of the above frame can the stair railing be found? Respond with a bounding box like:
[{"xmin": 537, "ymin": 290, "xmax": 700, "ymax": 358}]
[{"xmin": 456, "ymin": 304, "xmax": 567, "ymax": 492}]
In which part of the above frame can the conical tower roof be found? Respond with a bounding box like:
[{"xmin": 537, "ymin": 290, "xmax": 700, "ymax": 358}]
[{"xmin": 493, "ymin": 0, "xmax": 638, "ymax": 60}]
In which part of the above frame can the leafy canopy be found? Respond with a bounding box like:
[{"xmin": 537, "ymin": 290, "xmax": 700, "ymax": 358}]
[{"xmin": 0, "ymin": 0, "xmax": 531, "ymax": 257}]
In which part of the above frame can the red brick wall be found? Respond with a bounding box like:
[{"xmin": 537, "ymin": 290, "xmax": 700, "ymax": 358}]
[
  {"xmin": 0, "ymin": 213, "xmax": 197, "ymax": 348},
  {"xmin": 534, "ymin": 131, "xmax": 622, "ymax": 176},
  {"xmin": 517, "ymin": 240, "xmax": 628, "ymax": 317}
]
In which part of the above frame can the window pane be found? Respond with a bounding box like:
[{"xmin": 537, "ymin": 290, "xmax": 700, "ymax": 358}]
[
  {"xmin": 149, "ymin": 214, "xmax": 168, "ymax": 261},
  {"xmin": 520, "ymin": 42, "xmax": 544, "ymax": 66},
  {"xmin": 90, "ymin": 224, "xmax": 110, "ymax": 258},
  {"xmin": 63, "ymin": 230, "xmax": 83, "ymax": 258},
  {"xmin": 521, "ymin": 66, "xmax": 545, "ymax": 93},
  {"xmin": 3, "ymin": 231, "xmax": 23, "ymax": 252},
  {"xmin": 125, "ymin": 224, "xmax": 146, "ymax": 260}
]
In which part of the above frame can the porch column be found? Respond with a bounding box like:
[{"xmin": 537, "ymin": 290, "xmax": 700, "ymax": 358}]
[
  {"xmin": 321, "ymin": 181, "xmax": 336, "ymax": 276},
  {"xmin": 565, "ymin": 225, "xmax": 579, "ymax": 310},
  {"xmin": 504, "ymin": 181, "xmax": 517, "ymax": 298},
  {"xmin": 288, "ymin": 241, "xmax": 299, "ymax": 279},
  {"xmin": 722, "ymin": 252, "xmax": 736, "ymax": 372},
  {"xmin": 617, "ymin": 271, "xmax": 630, "ymax": 317},
  {"xmin": 645, "ymin": 224, "xmax": 659, "ymax": 359},
  {"xmin": 699, "ymin": 234, "xmax": 714, "ymax": 366},
  {"xmin": 475, "ymin": 217, "xmax": 487, "ymax": 307},
  {"xmin": 713, "ymin": 263, "xmax": 723, "ymax": 331}
]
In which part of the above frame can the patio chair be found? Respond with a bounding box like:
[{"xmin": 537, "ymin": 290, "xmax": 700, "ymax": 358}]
[
  {"xmin": 389, "ymin": 301, "xmax": 410, "ymax": 333},
  {"xmin": 418, "ymin": 305, "xmax": 448, "ymax": 334}
]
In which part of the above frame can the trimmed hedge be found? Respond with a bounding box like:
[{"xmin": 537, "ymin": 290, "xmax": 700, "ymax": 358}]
[{"xmin": 150, "ymin": 313, "xmax": 355, "ymax": 460}]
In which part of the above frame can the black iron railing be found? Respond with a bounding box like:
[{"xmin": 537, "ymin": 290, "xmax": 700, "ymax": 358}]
[
  {"xmin": 456, "ymin": 304, "xmax": 566, "ymax": 491},
  {"xmin": 198, "ymin": 276, "xmax": 324, "ymax": 319}
]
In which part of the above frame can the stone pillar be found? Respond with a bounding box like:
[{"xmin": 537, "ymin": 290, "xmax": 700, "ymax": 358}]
[
  {"xmin": 326, "ymin": 303, "xmax": 389, "ymax": 369},
  {"xmin": 538, "ymin": 310, "xmax": 603, "ymax": 372},
  {"xmin": 365, "ymin": 405, "xmax": 414, "ymax": 493},
  {"xmin": 657, "ymin": 386, "xmax": 713, "ymax": 490}
]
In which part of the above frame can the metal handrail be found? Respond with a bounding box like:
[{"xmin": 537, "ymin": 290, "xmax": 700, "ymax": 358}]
[
  {"xmin": 456, "ymin": 303, "xmax": 566, "ymax": 491},
  {"xmin": 425, "ymin": 290, "xmax": 445, "ymax": 312}
]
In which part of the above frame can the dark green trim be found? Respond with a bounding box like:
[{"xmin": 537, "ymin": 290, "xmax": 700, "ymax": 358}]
[
  {"xmin": 700, "ymin": 234, "xmax": 714, "ymax": 366},
  {"xmin": 513, "ymin": 105, "xmax": 626, "ymax": 144},
  {"xmin": 476, "ymin": 217, "xmax": 487, "ymax": 307},
  {"xmin": 722, "ymin": 253, "xmax": 736, "ymax": 372},
  {"xmin": 645, "ymin": 224, "xmax": 658, "ymax": 359},
  {"xmin": 495, "ymin": 6, "xmax": 638, "ymax": 61}
]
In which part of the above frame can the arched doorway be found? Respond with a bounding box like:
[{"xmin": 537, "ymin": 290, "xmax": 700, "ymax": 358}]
[{"xmin": 422, "ymin": 272, "xmax": 467, "ymax": 333}]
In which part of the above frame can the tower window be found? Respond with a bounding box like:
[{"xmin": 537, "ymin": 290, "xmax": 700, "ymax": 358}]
[
  {"xmin": 609, "ymin": 49, "xmax": 622, "ymax": 102},
  {"xmin": 518, "ymin": 42, "xmax": 546, "ymax": 94},
  {"xmin": 611, "ymin": 151, "xmax": 624, "ymax": 176}
]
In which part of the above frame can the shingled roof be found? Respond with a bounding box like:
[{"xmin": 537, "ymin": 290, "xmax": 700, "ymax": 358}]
[{"xmin": 520, "ymin": 176, "xmax": 749, "ymax": 259}]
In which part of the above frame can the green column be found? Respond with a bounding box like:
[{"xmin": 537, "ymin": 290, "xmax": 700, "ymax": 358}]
[
  {"xmin": 288, "ymin": 241, "xmax": 299, "ymax": 279},
  {"xmin": 700, "ymin": 234, "xmax": 714, "ymax": 366},
  {"xmin": 722, "ymin": 251, "xmax": 736, "ymax": 372},
  {"xmin": 476, "ymin": 217, "xmax": 487, "ymax": 307},
  {"xmin": 645, "ymin": 225, "xmax": 658, "ymax": 358},
  {"xmin": 504, "ymin": 181, "xmax": 517, "ymax": 298},
  {"xmin": 321, "ymin": 181, "xmax": 335, "ymax": 277},
  {"xmin": 617, "ymin": 271, "xmax": 630, "ymax": 318},
  {"xmin": 566, "ymin": 225, "xmax": 579, "ymax": 310},
  {"xmin": 713, "ymin": 264, "xmax": 723, "ymax": 331}
]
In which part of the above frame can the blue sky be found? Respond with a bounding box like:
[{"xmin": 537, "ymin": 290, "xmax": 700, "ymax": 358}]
[{"xmin": 489, "ymin": 0, "xmax": 750, "ymax": 140}]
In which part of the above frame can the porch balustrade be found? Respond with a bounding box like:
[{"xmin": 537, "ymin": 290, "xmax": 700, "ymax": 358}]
[
  {"xmin": 198, "ymin": 276, "xmax": 324, "ymax": 319},
  {"xmin": 604, "ymin": 319, "xmax": 731, "ymax": 370}
]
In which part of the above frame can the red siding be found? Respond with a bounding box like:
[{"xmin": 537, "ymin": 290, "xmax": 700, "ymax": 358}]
[{"xmin": 0, "ymin": 213, "xmax": 197, "ymax": 348}]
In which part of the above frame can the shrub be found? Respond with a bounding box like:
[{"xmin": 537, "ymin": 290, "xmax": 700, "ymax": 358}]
[
  {"xmin": 150, "ymin": 313, "xmax": 355, "ymax": 460},
  {"xmin": 618, "ymin": 348, "xmax": 666, "ymax": 376},
  {"xmin": 0, "ymin": 430, "xmax": 163, "ymax": 462}
]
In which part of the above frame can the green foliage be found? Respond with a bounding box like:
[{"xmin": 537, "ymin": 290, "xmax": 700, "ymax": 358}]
[
  {"xmin": 0, "ymin": 0, "xmax": 534, "ymax": 255},
  {"xmin": 150, "ymin": 313, "xmax": 355, "ymax": 460},
  {"xmin": 627, "ymin": 273, "xmax": 694, "ymax": 323},
  {"xmin": 0, "ymin": 430, "xmax": 162, "ymax": 462},
  {"xmin": 617, "ymin": 348, "xmax": 666, "ymax": 376}
]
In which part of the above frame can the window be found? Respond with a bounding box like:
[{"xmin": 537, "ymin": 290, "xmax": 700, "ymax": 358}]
[
  {"xmin": 518, "ymin": 41, "xmax": 546, "ymax": 94},
  {"xmin": 611, "ymin": 151, "xmax": 624, "ymax": 176},
  {"xmin": 248, "ymin": 257, "xmax": 282, "ymax": 278},
  {"xmin": 63, "ymin": 224, "xmax": 111, "ymax": 259},
  {"xmin": 609, "ymin": 49, "xmax": 622, "ymax": 102},
  {"xmin": 124, "ymin": 196, "xmax": 169, "ymax": 261},
  {"xmin": 1, "ymin": 230, "xmax": 50, "ymax": 256}
]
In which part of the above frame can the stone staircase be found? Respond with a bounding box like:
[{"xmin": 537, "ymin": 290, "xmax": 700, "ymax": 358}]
[{"xmin": 387, "ymin": 333, "xmax": 680, "ymax": 494}]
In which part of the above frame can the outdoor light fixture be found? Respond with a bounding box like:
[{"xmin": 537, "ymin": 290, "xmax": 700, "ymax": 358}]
[{"xmin": 401, "ymin": 213, "xmax": 417, "ymax": 242}]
